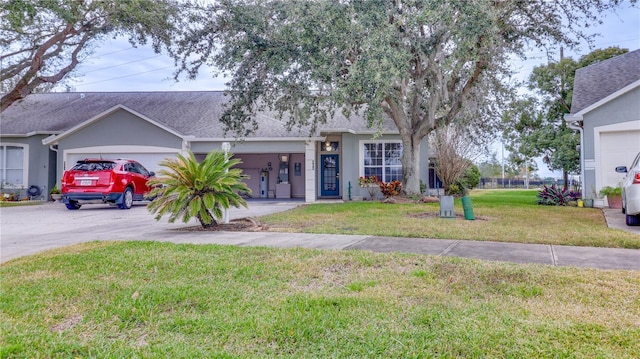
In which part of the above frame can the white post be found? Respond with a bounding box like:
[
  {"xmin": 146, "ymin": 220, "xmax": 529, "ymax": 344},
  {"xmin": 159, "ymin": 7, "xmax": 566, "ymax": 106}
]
[{"xmin": 222, "ymin": 142, "xmax": 231, "ymax": 224}]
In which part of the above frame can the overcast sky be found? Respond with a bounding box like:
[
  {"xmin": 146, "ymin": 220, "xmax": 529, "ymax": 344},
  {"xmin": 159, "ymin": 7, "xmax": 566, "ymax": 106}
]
[
  {"xmin": 65, "ymin": 4, "xmax": 639, "ymax": 178},
  {"xmin": 68, "ymin": 3, "xmax": 640, "ymax": 92}
]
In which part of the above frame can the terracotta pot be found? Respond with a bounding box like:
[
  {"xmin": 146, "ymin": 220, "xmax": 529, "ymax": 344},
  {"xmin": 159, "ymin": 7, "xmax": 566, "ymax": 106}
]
[{"xmin": 606, "ymin": 195, "xmax": 622, "ymax": 209}]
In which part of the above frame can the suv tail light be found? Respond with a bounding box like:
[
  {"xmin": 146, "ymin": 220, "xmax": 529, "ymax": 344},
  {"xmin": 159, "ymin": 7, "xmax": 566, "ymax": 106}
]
[{"xmin": 633, "ymin": 171, "xmax": 640, "ymax": 184}]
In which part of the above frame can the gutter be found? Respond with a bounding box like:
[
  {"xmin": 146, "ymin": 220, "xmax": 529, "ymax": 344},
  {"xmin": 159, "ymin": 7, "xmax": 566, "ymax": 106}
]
[{"xmin": 565, "ymin": 113, "xmax": 585, "ymax": 198}]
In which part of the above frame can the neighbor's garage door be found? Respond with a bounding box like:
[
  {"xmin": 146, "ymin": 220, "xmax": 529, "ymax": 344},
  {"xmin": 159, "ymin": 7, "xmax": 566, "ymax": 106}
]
[
  {"xmin": 599, "ymin": 130, "xmax": 640, "ymax": 187},
  {"xmin": 66, "ymin": 152, "xmax": 179, "ymax": 174}
]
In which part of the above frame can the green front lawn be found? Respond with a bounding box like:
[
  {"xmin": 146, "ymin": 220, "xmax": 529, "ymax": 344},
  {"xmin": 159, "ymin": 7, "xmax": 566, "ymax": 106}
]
[
  {"xmin": 2, "ymin": 241, "xmax": 639, "ymax": 358},
  {"xmin": 0, "ymin": 200, "xmax": 46, "ymax": 207},
  {"xmin": 260, "ymin": 190, "xmax": 640, "ymax": 249}
]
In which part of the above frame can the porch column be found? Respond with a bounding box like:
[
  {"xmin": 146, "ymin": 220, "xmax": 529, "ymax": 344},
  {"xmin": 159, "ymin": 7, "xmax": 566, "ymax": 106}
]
[{"xmin": 305, "ymin": 140, "xmax": 316, "ymax": 202}]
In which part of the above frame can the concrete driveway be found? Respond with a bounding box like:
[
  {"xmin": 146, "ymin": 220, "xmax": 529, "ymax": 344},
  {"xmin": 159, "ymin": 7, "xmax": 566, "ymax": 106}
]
[
  {"xmin": 0, "ymin": 200, "xmax": 302, "ymax": 263},
  {"xmin": 603, "ymin": 208, "xmax": 640, "ymax": 235}
]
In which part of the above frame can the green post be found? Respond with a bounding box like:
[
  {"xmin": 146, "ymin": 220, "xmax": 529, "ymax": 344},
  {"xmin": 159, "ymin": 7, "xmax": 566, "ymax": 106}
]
[{"xmin": 461, "ymin": 196, "xmax": 475, "ymax": 220}]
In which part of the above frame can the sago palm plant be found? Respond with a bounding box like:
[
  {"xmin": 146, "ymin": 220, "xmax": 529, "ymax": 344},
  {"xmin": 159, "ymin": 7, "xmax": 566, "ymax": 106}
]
[{"xmin": 147, "ymin": 150, "xmax": 250, "ymax": 228}]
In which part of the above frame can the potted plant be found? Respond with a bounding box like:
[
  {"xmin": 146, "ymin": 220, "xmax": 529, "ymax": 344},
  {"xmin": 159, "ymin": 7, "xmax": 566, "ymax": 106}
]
[
  {"xmin": 599, "ymin": 186, "xmax": 622, "ymax": 209},
  {"xmin": 358, "ymin": 175, "xmax": 380, "ymax": 200},
  {"xmin": 50, "ymin": 184, "xmax": 62, "ymax": 202}
]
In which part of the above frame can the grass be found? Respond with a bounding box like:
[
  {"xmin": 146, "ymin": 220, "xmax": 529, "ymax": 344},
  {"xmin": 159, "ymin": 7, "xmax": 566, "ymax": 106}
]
[
  {"xmin": 260, "ymin": 190, "xmax": 640, "ymax": 249},
  {"xmin": 0, "ymin": 200, "xmax": 47, "ymax": 207},
  {"xmin": 2, "ymin": 241, "xmax": 639, "ymax": 358}
]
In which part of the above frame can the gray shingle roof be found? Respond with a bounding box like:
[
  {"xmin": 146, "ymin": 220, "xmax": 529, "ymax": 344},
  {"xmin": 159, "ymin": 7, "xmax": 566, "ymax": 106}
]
[
  {"xmin": 1, "ymin": 91, "xmax": 396, "ymax": 137},
  {"xmin": 571, "ymin": 49, "xmax": 640, "ymax": 114}
]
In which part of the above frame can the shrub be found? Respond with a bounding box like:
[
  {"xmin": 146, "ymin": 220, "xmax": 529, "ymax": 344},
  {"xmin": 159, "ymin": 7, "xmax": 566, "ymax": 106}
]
[
  {"xmin": 448, "ymin": 183, "xmax": 465, "ymax": 197},
  {"xmin": 419, "ymin": 180, "xmax": 427, "ymax": 194},
  {"xmin": 568, "ymin": 190, "xmax": 582, "ymax": 202},
  {"xmin": 379, "ymin": 180, "xmax": 402, "ymax": 198},
  {"xmin": 459, "ymin": 164, "xmax": 481, "ymax": 189},
  {"xmin": 447, "ymin": 164, "xmax": 480, "ymax": 197},
  {"xmin": 537, "ymin": 185, "xmax": 573, "ymax": 206}
]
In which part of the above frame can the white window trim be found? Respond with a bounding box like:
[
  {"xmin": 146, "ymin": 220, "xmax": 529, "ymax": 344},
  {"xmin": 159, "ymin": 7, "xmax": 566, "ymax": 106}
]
[
  {"xmin": 359, "ymin": 139, "xmax": 403, "ymax": 182},
  {"xmin": 0, "ymin": 143, "xmax": 29, "ymax": 189}
]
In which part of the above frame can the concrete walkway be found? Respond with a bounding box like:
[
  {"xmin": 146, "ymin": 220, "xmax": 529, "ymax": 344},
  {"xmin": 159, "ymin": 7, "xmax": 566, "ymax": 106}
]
[
  {"xmin": 137, "ymin": 230, "xmax": 640, "ymax": 270},
  {"xmin": 1, "ymin": 200, "xmax": 638, "ymax": 270}
]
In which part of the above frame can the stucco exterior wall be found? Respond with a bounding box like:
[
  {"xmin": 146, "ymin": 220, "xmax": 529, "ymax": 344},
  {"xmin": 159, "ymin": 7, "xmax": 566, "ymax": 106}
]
[
  {"xmin": 582, "ymin": 87, "xmax": 640, "ymax": 160},
  {"xmin": 0, "ymin": 135, "xmax": 53, "ymax": 199},
  {"xmin": 58, "ymin": 109, "xmax": 183, "ymax": 150}
]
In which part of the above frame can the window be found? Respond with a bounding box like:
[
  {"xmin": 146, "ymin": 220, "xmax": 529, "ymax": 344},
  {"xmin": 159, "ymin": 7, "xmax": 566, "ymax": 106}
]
[
  {"xmin": 0, "ymin": 145, "xmax": 26, "ymax": 188},
  {"xmin": 362, "ymin": 141, "xmax": 403, "ymax": 182}
]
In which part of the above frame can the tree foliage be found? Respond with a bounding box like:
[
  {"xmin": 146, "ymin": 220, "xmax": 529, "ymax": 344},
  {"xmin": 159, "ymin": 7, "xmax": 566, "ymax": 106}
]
[
  {"xmin": 503, "ymin": 46, "xmax": 629, "ymax": 188},
  {"xmin": 168, "ymin": 0, "xmax": 630, "ymax": 195},
  {"xmin": 147, "ymin": 150, "xmax": 250, "ymax": 228},
  {"xmin": 477, "ymin": 154, "xmax": 503, "ymax": 179},
  {"xmin": 0, "ymin": 0, "xmax": 187, "ymax": 112}
]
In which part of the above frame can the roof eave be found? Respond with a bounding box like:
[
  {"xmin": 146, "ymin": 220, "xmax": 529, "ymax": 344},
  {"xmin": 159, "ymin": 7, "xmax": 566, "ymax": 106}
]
[{"xmin": 188, "ymin": 136, "xmax": 326, "ymax": 142}]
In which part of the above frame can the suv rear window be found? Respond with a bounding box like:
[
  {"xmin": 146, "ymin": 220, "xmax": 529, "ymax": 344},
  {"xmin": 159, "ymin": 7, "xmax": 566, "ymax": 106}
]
[{"xmin": 71, "ymin": 161, "xmax": 116, "ymax": 171}]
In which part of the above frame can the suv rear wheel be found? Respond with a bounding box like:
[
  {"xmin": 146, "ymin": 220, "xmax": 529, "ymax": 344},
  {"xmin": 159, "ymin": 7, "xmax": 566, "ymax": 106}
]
[
  {"xmin": 118, "ymin": 187, "xmax": 134, "ymax": 209},
  {"xmin": 65, "ymin": 201, "xmax": 81, "ymax": 210}
]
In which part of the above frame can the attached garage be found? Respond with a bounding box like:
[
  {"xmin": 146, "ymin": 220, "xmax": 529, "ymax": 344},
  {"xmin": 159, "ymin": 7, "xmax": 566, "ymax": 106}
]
[
  {"xmin": 64, "ymin": 146, "xmax": 181, "ymax": 174},
  {"xmin": 595, "ymin": 123, "xmax": 640, "ymax": 189}
]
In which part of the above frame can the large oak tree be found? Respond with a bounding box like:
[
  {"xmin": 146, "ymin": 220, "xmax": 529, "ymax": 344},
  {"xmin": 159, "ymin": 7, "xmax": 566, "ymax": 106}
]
[
  {"xmin": 0, "ymin": 0, "xmax": 188, "ymax": 112},
  {"xmin": 169, "ymin": 0, "xmax": 630, "ymax": 195}
]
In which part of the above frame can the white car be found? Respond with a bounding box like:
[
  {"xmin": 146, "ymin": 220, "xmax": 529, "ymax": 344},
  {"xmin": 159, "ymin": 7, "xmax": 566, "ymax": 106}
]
[{"xmin": 616, "ymin": 152, "xmax": 640, "ymax": 226}]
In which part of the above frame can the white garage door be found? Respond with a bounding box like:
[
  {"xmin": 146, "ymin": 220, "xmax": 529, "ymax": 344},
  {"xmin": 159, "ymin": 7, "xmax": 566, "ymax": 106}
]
[
  {"xmin": 65, "ymin": 146, "xmax": 180, "ymax": 174},
  {"xmin": 599, "ymin": 130, "xmax": 640, "ymax": 187}
]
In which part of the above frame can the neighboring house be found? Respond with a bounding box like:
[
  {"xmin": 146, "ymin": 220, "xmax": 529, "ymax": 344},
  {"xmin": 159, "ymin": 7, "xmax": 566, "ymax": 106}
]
[
  {"xmin": 0, "ymin": 91, "xmax": 430, "ymax": 202},
  {"xmin": 566, "ymin": 49, "xmax": 640, "ymax": 199}
]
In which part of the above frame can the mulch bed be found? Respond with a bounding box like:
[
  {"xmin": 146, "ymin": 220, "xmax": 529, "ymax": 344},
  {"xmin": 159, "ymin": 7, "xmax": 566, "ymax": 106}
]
[{"xmin": 178, "ymin": 217, "xmax": 268, "ymax": 232}]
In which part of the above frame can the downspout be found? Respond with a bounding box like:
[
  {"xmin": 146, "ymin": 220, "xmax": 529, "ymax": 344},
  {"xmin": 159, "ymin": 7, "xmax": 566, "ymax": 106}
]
[{"xmin": 566, "ymin": 115, "xmax": 584, "ymax": 198}]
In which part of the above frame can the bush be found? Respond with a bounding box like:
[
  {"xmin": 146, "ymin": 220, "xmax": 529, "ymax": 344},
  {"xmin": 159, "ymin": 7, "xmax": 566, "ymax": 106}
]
[
  {"xmin": 448, "ymin": 183, "xmax": 465, "ymax": 197},
  {"xmin": 379, "ymin": 180, "xmax": 402, "ymax": 198},
  {"xmin": 448, "ymin": 164, "xmax": 481, "ymax": 197},
  {"xmin": 537, "ymin": 185, "xmax": 573, "ymax": 206},
  {"xmin": 459, "ymin": 164, "xmax": 481, "ymax": 189},
  {"xmin": 568, "ymin": 190, "xmax": 582, "ymax": 202}
]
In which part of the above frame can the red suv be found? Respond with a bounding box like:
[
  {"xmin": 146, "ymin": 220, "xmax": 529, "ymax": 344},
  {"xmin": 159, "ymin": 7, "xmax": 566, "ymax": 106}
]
[{"xmin": 61, "ymin": 159, "xmax": 155, "ymax": 210}]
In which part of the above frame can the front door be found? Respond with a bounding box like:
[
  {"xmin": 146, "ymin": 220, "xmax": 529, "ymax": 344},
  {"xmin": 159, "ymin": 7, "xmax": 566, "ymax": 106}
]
[{"xmin": 321, "ymin": 154, "xmax": 339, "ymax": 197}]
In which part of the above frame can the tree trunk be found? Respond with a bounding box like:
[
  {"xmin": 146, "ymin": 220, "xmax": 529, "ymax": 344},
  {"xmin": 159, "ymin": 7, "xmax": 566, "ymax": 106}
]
[{"xmin": 401, "ymin": 134, "xmax": 422, "ymax": 195}]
